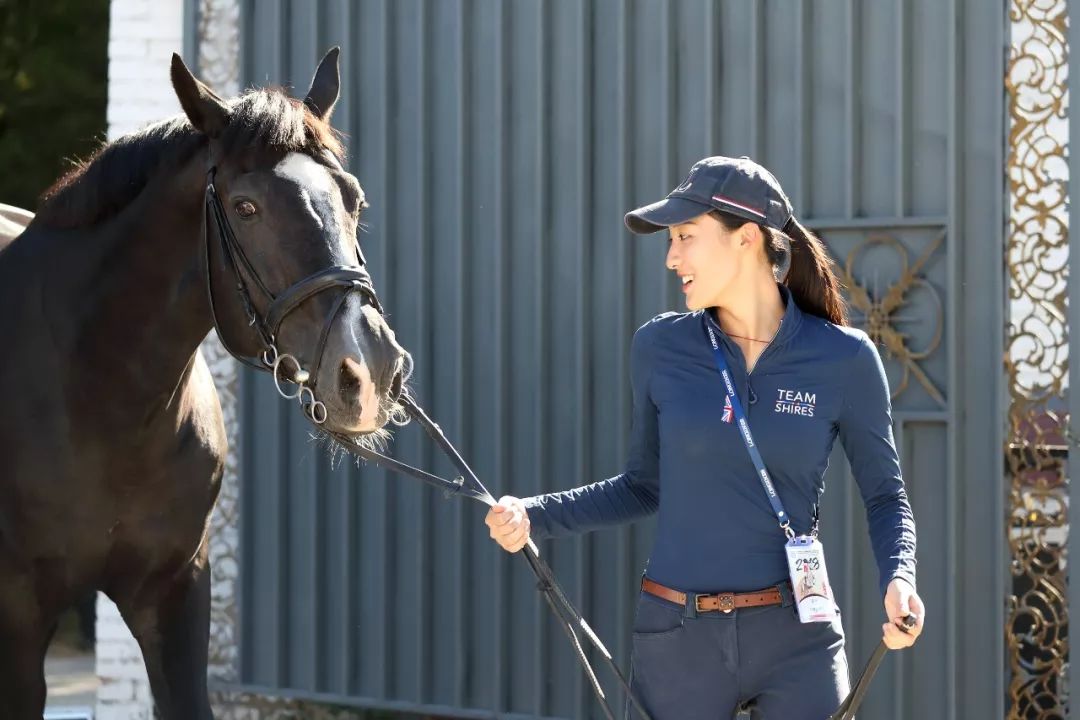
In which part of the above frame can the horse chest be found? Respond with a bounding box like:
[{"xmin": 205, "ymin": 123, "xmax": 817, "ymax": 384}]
[{"xmin": 0, "ymin": 386, "xmax": 225, "ymax": 567}]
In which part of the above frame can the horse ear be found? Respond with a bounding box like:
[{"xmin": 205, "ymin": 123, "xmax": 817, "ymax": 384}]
[
  {"xmin": 170, "ymin": 53, "xmax": 230, "ymax": 138},
  {"xmin": 303, "ymin": 47, "xmax": 340, "ymax": 121}
]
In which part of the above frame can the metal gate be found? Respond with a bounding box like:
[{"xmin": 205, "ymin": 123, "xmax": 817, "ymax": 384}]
[{"xmin": 220, "ymin": 1, "xmax": 1006, "ymax": 717}]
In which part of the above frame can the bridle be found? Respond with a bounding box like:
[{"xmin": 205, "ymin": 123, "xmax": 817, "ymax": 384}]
[{"xmin": 203, "ymin": 165, "xmax": 384, "ymax": 424}]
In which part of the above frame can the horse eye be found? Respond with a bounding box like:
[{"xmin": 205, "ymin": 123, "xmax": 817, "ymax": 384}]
[{"xmin": 235, "ymin": 200, "xmax": 257, "ymax": 218}]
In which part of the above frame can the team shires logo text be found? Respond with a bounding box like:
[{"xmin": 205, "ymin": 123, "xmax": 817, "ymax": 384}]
[{"xmin": 775, "ymin": 389, "xmax": 816, "ymax": 417}]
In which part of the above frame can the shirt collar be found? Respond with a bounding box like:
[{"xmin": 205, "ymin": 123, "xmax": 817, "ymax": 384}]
[{"xmin": 702, "ymin": 283, "xmax": 803, "ymax": 354}]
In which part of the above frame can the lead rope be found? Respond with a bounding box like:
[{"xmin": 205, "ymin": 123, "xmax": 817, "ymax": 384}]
[{"xmin": 328, "ymin": 390, "xmax": 652, "ymax": 720}]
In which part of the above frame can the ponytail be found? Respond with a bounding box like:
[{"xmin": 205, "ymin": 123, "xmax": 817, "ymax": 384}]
[
  {"xmin": 709, "ymin": 211, "xmax": 849, "ymax": 326},
  {"xmin": 780, "ymin": 217, "xmax": 848, "ymax": 326}
]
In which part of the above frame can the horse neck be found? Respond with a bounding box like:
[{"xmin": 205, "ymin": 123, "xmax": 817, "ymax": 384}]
[{"xmin": 72, "ymin": 154, "xmax": 216, "ymax": 417}]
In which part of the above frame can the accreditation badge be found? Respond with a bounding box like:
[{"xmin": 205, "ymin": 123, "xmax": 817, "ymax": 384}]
[{"xmin": 785, "ymin": 535, "xmax": 838, "ymax": 623}]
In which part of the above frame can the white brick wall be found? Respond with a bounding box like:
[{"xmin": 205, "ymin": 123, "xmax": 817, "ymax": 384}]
[
  {"xmin": 105, "ymin": 0, "xmax": 184, "ymax": 140},
  {"xmin": 97, "ymin": 1, "xmax": 185, "ymax": 717}
]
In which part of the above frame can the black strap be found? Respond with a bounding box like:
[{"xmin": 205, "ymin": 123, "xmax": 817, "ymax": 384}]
[
  {"xmin": 828, "ymin": 643, "xmax": 888, "ymax": 720},
  {"xmin": 329, "ymin": 392, "xmax": 652, "ymax": 720},
  {"xmin": 828, "ymin": 615, "xmax": 916, "ymax": 720},
  {"xmin": 326, "ymin": 428, "xmax": 488, "ymax": 503},
  {"xmin": 265, "ymin": 267, "xmax": 373, "ymax": 337},
  {"xmin": 204, "ymin": 178, "xmax": 273, "ymax": 370}
]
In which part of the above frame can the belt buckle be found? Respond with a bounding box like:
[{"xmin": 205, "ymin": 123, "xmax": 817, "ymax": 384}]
[{"xmin": 695, "ymin": 592, "xmax": 737, "ymax": 613}]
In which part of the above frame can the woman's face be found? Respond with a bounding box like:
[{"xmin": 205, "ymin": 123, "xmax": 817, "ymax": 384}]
[{"xmin": 666, "ymin": 212, "xmax": 753, "ymax": 311}]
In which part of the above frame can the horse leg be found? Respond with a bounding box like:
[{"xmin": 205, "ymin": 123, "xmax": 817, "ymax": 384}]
[
  {"xmin": 0, "ymin": 623, "xmax": 56, "ymax": 719},
  {"xmin": 0, "ymin": 576, "xmax": 57, "ymax": 719},
  {"xmin": 120, "ymin": 557, "xmax": 214, "ymax": 720}
]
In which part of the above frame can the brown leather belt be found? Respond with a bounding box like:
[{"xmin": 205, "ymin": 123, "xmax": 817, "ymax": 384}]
[{"xmin": 641, "ymin": 577, "xmax": 784, "ymax": 613}]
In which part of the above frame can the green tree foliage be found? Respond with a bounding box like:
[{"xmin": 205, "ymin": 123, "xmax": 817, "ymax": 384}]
[{"xmin": 0, "ymin": 0, "xmax": 108, "ymax": 210}]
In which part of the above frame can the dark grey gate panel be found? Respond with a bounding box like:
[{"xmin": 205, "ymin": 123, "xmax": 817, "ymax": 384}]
[{"xmin": 228, "ymin": 1, "xmax": 1005, "ymax": 718}]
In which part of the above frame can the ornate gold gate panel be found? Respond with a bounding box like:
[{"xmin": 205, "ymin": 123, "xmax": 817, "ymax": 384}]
[{"xmin": 1006, "ymin": 0, "xmax": 1069, "ymax": 717}]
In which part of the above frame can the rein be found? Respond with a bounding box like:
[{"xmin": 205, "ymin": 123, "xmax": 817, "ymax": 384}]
[{"xmin": 328, "ymin": 394, "xmax": 652, "ymax": 720}]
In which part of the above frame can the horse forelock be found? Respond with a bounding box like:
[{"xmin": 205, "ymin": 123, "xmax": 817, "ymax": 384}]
[
  {"xmin": 221, "ymin": 89, "xmax": 344, "ymax": 163},
  {"xmin": 35, "ymin": 88, "xmax": 344, "ymax": 231}
]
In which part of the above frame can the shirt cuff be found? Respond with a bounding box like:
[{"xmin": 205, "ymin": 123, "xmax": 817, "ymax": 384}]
[
  {"xmin": 522, "ymin": 495, "xmax": 551, "ymax": 539},
  {"xmin": 883, "ymin": 571, "xmax": 917, "ymax": 598}
]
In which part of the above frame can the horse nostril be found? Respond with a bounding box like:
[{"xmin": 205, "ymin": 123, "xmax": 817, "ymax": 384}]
[
  {"xmin": 339, "ymin": 358, "xmax": 365, "ymax": 403},
  {"xmin": 388, "ymin": 369, "xmax": 404, "ymax": 401}
]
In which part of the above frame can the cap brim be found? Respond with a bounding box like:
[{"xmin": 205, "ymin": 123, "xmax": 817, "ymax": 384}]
[{"xmin": 624, "ymin": 196, "xmax": 713, "ymax": 235}]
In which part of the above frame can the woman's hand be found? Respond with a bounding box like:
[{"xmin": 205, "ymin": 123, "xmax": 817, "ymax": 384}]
[
  {"xmin": 485, "ymin": 495, "xmax": 531, "ymax": 552},
  {"xmin": 882, "ymin": 577, "xmax": 924, "ymax": 649}
]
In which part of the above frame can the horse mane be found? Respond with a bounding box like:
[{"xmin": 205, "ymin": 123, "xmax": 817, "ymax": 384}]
[{"xmin": 36, "ymin": 88, "xmax": 344, "ymax": 230}]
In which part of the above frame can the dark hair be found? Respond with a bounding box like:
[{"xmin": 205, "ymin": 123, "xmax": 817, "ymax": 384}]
[
  {"xmin": 709, "ymin": 210, "xmax": 848, "ymax": 326},
  {"xmin": 38, "ymin": 89, "xmax": 344, "ymax": 229}
]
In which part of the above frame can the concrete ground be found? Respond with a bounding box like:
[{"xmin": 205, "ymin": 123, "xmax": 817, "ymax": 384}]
[{"xmin": 44, "ymin": 614, "xmax": 98, "ymax": 717}]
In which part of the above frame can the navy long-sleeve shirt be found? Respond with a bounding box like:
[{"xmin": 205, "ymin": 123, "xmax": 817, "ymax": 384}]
[{"xmin": 523, "ymin": 286, "xmax": 917, "ymax": 598}]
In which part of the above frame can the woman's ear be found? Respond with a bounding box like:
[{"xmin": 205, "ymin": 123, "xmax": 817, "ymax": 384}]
[{"xmin": 738, "ymin": 222, "xmax": 760, "ymax": 248}]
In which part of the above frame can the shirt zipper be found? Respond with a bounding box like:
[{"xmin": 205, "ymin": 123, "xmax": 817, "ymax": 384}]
[{"xmin": 744, "ymin": 317, "xmax": 785, "ymax": 409}]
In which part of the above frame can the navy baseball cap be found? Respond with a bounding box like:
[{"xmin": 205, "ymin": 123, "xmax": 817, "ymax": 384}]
[{"xmin": 624, "ymin": 156, "xmax": 794, "ymax": 235}]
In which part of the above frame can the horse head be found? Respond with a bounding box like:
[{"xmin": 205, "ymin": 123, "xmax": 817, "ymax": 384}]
[{"xmin": 171, "ymin": 49, "xmax": 410, "ymax": 437}]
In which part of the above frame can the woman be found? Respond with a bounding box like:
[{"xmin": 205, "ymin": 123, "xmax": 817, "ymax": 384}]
[{"xmin": 486, "ymin": 156, "xmax": 924, "ymax": 719}]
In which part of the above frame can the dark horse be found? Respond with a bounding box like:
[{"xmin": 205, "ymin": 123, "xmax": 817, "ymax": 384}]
[{"xmin": 0, "ymin": 49, "xmax": 408, "ymax": 718}]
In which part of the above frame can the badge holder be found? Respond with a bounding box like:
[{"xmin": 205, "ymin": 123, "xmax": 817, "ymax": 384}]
[{"xmin": 784, "ymin": 531, "xmax": 837, "ymax": 623}]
